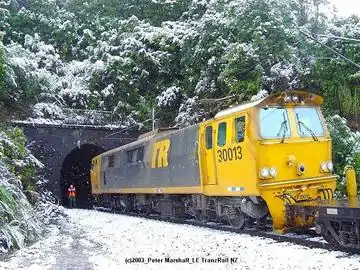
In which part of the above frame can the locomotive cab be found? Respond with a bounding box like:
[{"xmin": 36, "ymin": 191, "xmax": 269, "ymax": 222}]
[{"xmin": 255, "ymin": 91, "xmax": 337, "ymax": 232}]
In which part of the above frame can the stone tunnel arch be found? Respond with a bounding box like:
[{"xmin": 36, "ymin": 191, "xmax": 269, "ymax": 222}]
[{"xmin": 60, "ymin": 144, "xmax": 105, "ymax": 208}]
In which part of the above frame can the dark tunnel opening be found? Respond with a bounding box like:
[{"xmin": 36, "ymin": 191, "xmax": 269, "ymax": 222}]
[{"xmin": 60, "ymin": 144, "xmax": 105, "ymax": 209}]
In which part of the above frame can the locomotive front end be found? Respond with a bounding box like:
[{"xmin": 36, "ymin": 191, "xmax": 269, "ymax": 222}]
[{"xmin": 256, "ymin": 92, "xmax": 337, "ymax": 233}]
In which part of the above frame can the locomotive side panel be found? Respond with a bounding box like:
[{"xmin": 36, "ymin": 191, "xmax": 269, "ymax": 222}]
[
  {"xmin": 151, "ymin": 124, "xmax": 200, "ymax": 188},
  {"xmin": 98, "ymin": 124, "xmax": 201, "ymax": 192},
  {"xmin": 99, "ymin": 148, "xmax": 124, "ymax": 190},
  {"xmin": 124, "ymin": 143, "xmax": 147, "ymax": 187},
  {"xmin": 99, "ymin": 141, "xmax": 148, "ymax": 190}
]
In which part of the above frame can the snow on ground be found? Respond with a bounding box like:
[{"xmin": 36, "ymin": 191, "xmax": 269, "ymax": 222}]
[{"xmin": 1, "ymin": 209, "xmax": 360, "ymax": 270}]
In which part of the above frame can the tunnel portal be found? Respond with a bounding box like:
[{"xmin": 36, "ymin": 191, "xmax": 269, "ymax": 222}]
[{"xmin": 60, "ymin": 144, "xmax": 105, "ymax": 208}]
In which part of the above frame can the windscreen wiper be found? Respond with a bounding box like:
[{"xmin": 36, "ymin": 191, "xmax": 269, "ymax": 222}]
[
  {"xmin": 296, "ymin": 113, "xmax": 318, "ymax": 142},
  {"xmin": 276, "ymin": 112, "xmax": 288, "ymax": 143}
]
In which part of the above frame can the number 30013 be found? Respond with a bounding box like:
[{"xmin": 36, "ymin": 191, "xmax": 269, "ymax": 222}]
[{"xmin": 217, "ymin": 146, "xmax": 242, "ymax": 162}]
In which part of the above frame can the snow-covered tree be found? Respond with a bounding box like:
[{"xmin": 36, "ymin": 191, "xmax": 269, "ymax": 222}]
[{"xmin": 0, "ymin": 31, "xmax": 5, "ymax": 102}]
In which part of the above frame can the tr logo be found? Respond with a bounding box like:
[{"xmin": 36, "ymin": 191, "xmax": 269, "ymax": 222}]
[{"xmin": 151, "ymin": 139, "xmax": 170, "ymax": 168}]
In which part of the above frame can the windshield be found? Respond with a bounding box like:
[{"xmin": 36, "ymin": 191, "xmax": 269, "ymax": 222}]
[
  {"xmin": 259, "ymin": 107, "xmax": 291, "ymax": 139},
  {"xmin": 295, "ymin": 107, "xmax": 324, "ymax": 137}
]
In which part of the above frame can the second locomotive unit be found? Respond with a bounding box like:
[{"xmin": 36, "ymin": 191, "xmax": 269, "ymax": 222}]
[{"xmin": 90, "ymin": 91, "xmax": 337, "ymax": 234}]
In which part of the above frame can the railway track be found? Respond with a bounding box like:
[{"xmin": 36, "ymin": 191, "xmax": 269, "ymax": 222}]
[{"xmin": 92, "ymin": 206, "xmax": 360, "ymax": 256}]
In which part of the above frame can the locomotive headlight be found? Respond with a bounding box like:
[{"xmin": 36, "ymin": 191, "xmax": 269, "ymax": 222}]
[
  {"xmin": 320, "ymin": 161, "xmax": 333, "ymax": 172},
  {"xmin": 327, "ymin": 161, "xmax": 333, "ymax": 172},
  {"xmin": 320, "ymin": 162, "xmax": 328, "ymax": 172},
  {"xmin": 292, "ymin": 96, "xmax": 299, "ymax": 103},
  {"xmin": 260, "ymin": 167, "xmax": 270, "ymax": 179},
  {"xmin": 269, "ymin": 167, "xmax": 277, "ymax": 178}
]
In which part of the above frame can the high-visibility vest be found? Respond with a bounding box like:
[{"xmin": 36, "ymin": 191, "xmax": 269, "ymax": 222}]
[{"xmin": 68, "ymin": 187, "xmax": 76, "ymax": 197}]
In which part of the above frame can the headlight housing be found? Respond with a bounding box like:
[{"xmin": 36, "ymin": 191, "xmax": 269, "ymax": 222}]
[
  {"xmin": 327, "ymin": 161, "xmax": 333, "ymax": 172},
  {"xmin": 320, "ymin": 162, "xmax": 327, "ymax": 172},
  {"xmin": 320, "ymin": 161, "xmax": 333, "ymax": 172},
  {"xmin": 260, "ymin": 167, "xmax": 269, "ymax": 179},
  {"xmin": 260, "ymin": 167, "xmax": 277, "ymax": 179},
  {"xmin": 269, "ymin": 167, "xmax": 277, "ymax": 177}
]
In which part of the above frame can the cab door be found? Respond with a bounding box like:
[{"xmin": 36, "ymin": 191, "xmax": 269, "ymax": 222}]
[
  {"xmin": 215, "ymin": 119, "xmax": 230, "ymax": 183},
  {"xmin": 215, "ymin": 114, "xmax": 251, "ymax": 191},
  {"xmin": 202, "ymin": 124, "xmax": 217, "ymax": 185}
]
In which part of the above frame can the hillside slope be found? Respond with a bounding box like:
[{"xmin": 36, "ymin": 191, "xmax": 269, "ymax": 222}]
[{"xmin": 1, "ymin": 0, "xmax": 360, "ymax": 128}]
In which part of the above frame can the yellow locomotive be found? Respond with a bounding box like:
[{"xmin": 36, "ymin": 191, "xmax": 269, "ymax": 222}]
[{"xmin": 90, "ymin": 91, "xmax": 337, "ymax": 233}]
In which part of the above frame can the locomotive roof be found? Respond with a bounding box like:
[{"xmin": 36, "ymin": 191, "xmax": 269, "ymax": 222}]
[
  {"xmin": 215, "ymin": 96, "xmax": 266, "ymax": 118},
  {"xmin": 101, "ymin": 132, "xmax": 156, "ymax": 156},
  {"xmin": 100, "ymin": 126, "xmax": 196, "ymax": 156},
  {"xmin": 214, "ymin": 91, "xmax": 323, "ymax": 119}
]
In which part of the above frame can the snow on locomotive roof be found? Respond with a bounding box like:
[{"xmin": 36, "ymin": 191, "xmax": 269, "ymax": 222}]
[
  {"xmin": 214, "ymin": 96, "xmax": 266, "ymax": 119},
  {"xmin": 214, "ymin": 91, "xmax": 323, "ymax": 119}
]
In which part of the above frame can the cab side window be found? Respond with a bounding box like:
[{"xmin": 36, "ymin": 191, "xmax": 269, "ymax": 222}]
[
  {"xmin": 137, "ymin": 147, "xmax": 144, "ymax": 161},
  {"xmin": 235, "ymin": 116, "xmax": 246, "ymax": 143},
  {"xmin": 108, "ymin": 155, "xmax": 114, "ymax": 168},
  {"xmin": 127, "ymin": 151, "xmax": 133, "ymax": 163},
  {"xmin": 127, "ymin": 146, "xmax": 145, "ymax": 164},
  {"xmin": 217, "ymin": 122, "xmax": 227, "ymax": 147},
  {"xmin": 205, "ymin": 126, "xmax": 213, "ymax": 149}
]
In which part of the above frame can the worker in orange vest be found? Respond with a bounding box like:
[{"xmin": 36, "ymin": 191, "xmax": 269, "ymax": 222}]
[{"xmin": 68, "ymin": 184, "xmax": 76, "ymax": 208}]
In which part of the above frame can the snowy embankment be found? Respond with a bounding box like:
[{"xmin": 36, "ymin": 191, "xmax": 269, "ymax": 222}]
[
  {"xmin": 0, "ymin": 126, "xmax": 62, "ymax": 255},
  {"xmin": 1, "ymin": 209, "xmax": 360, "ymax": 270}
]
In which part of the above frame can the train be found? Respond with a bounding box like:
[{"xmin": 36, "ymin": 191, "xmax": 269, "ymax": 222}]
[{"xmin": 90, "ymin": 90, "xmax": 360, "ymax": 249}]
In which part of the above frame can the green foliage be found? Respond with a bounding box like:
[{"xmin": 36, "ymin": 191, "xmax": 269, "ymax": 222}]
[
  {"xmin": 326, "ymin": 115, "xmax": 360, "ymax": 195},
  {"xmin": 0, "ymin": 184, "xmax": 25, "ymax": 249},
  {"xmin": 0, "ymin": 31, "xmax": 5, "ymax": 101},
  {"xmin": 302, "ymin": 15, "xmax": 360, "ymax": 120},
  {"xmin": 354, "ymin": 153, "xmax": 360, "ymax": 188},
  {"xmin": 69, "ymin": 0, "xmax": 192, "ymax": 26},
  {"xmin": 0, "ymin": 185, "xmax": 17, "ymax": 222},
  {"xmin": 0, "ymin": 178, "xmax": 42, "ymax": 250},
  {"xmin": 220, "ymin": 45, "xmax": 262, "ymax": 95},
  {"xmin": 2, "ymin": 0, "xmax": 359, "ymax": 128},
  {"xmin": 0, "ymin": 124, "xmax": 44, "ymax": 252},
  {"xmin": 0, "ymin": 126, "xmax": 38, "ymax": 191}
]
